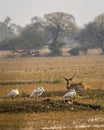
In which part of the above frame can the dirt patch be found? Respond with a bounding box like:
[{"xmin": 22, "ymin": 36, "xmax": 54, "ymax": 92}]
[{"xmin": 0, "ymin": 89, "xmax": 104, "ymax": 113}]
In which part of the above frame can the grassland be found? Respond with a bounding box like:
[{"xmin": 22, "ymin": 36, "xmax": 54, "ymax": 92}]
[
  {"xmin": 0, "ymin": 111, "xmax": 104, "ymax": 130},
  {"xmin": 0, "ymin": 56, "xmax": 104, "ymax": 129},
  {"xmin": 0, "ymin": 56, "xmax": 104, "ymax": 111}
]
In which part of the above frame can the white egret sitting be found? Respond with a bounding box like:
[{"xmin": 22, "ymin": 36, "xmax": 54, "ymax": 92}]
[
  {"xmin": 63, "ymin": 89, "xmax": 76, "ymax": 100},
  {"xmin": 6, "ymin": 89, "xmax": 19, "ymax": 98},
  {"xmin": 30, "ymin": 87, "xmax": 45, "ymax": 98}
]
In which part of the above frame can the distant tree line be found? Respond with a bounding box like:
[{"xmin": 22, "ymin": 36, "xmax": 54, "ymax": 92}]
[{"xmin": 0, "ymin": 12, "xmax": 104, "ymax": 57}]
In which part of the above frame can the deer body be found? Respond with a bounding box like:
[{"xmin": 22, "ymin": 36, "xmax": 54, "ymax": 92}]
[
  {"xmin": 66, "ymin": 82, "xmax": 85, "ymax": 90},
  {"xmin": 62, "ymin": 76, "xmax": 90, "ymax": 91}
]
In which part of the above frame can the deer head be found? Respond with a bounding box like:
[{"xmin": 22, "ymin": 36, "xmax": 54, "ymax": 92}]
[
  {"xmin": 61, "ymin": 73, "xmax": 76, "ymax": 82},
  {"xmin": 61, "ymin": 73, "xmax": 76, "ymax": 90}
]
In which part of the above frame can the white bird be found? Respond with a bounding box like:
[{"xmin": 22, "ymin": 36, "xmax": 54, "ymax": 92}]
[
  {"xmin": 30, "ymin": 87, "xmax": 45, "ymax": 98},
  {"xmin": 63, "ymin": 89, "xmax": 76, "ymax": 99},
  {"xmin": 6, "ymin": 89, "xmax": 19, "ymax": 98}
]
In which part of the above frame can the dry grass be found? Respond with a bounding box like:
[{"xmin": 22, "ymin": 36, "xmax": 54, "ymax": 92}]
[
  {"xmin": 0, "ymin": 56, "xmax": 104, "ymax": 108},
  {"xmin": 0, "ymin": 111, "xmax": 104, "ymax": 130},
  {"xmin": 0, "ymin": 56, "xmax": 104, "ymax": 129},
  {"xmin": 0, "ymin": 56, "xmax": 104, "ymax": 89}
]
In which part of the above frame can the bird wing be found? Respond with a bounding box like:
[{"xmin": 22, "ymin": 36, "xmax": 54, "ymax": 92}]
[
  {"xmin": 30, "ymin": 89, "xmax": 42, "ymax": 97},
  {"xmin": 64, "ymin": 92, "xmax": 71, "ymax": 97},
  {"xmin": 64, "ymin": 91, "xmax": 74, "ymax": 98},
  {"xmin": 6, "ymin": 90, "xmax": 17, "ymax": 97}
]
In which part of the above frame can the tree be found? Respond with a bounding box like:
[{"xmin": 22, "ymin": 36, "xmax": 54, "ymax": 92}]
[
  {"xmin": 94, "ymin": 14, "xmax": 104, "ymax": 54},
  {"xmin": 1, "ymin": 21, "xmax": 47, "ymax": 57},
  {"xmin": 44, "ymin": 12, "xmax": 78, "ymax": 56},
  {"xmin": 74, "ymin": 23, "xmax": 96, "ymax": 55},
  {"xmin": 0, "ymin": 17, "xmax": 16, "ymax": 41},
  {"xmin": 19, "ymin": 22, "xmax": 46, "ymax": 56},
  {"xmin": 75, "ymin": 13, "xmax": 104, "ymax": 55},
  {"xmin": 68, "ymin": 47, "xmax": 80, "ymax": 56}
]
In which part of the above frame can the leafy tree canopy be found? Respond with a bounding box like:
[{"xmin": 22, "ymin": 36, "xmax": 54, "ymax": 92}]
[
  {"xmin": 44, "ymin": 12, "xmax": 78, "ymax": 56},
  {"xmin": 75, "ymin": 13, "xmax": 104, "ymax": 54}
]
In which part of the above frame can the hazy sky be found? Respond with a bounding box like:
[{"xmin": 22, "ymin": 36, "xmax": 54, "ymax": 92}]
[{"xmin": 0, "ymin": 0, "xmax": 104, "ymax": 27}]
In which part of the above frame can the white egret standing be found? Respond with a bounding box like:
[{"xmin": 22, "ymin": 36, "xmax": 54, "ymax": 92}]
[
  {"xmin": 6, "ymin": 89, "xmax": 19, "ymax": 98},
  {"xmin": 63, "ymin": 89, "xmax": 76, "ymax": 101},
  {"xmin": 30, "ymin": 87, "xmax": 45, "ymax": 98}
]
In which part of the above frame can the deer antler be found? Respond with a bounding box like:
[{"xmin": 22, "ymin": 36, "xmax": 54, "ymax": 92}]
[
  {"xmin": 60, "ymin": 72, "xmax": 76, "ymax": 82},
  {"xmin": 60, "ymin": 75, "xmax": 71, "ymax": 82}
]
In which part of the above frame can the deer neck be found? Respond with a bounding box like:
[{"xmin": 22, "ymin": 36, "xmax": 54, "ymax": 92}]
[{"xmin": 66, "ymin": 81, "xmax": 71, "ymax": 90}]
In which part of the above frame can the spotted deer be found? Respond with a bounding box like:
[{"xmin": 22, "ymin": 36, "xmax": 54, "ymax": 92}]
[{"xmin": 62, "ymin": 74, "xmax": 90, "ymax": 91}]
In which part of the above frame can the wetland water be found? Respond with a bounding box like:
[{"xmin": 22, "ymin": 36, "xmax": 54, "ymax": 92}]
[{"xmin": 0, "ymin": 111, "xmax": 104, "ymax": 130}]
